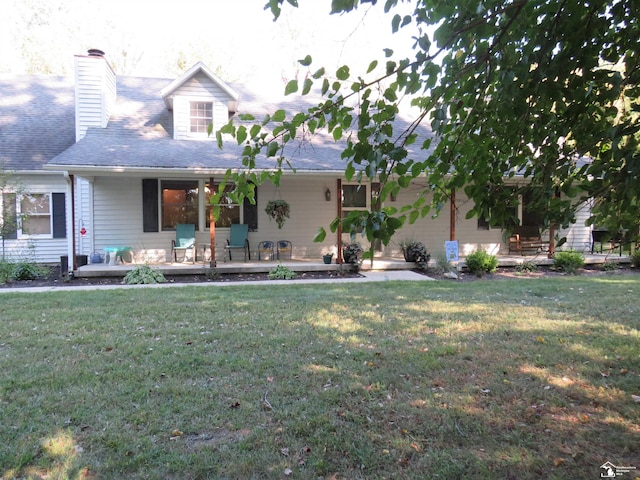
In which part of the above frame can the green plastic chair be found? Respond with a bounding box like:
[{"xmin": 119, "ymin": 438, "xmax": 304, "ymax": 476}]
[
  {"xmin": 225, "ymin": 224, "xmax": 250, "ymax": 262},
  {"xmin": 171, "ymin": 224, "xmax": 197, "ymax": 264}
]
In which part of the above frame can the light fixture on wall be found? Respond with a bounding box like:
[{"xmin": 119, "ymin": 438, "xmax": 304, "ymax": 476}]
[{"xmin": 325, "ymin": 188, "xmax": 331, "ymax": 201}]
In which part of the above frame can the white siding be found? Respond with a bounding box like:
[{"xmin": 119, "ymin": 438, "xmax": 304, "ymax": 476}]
[
  {"xmin": 75, "ymin": 177, "xmax": 94, "ymax": 256},
  {"xmin": 74, "ymin": 55, "xmax": 116, "ymax": 141},
  {"xmin": 1, "ymin": 174, "xmax": 69, "ymax": 263},
  {"xmin": 558, "ymin": 200, "xmax": 592, "ymax": 252},
  {"xmin": 86, "ymin": 175, "xmax": 598, "ymax": 264},
  {"xmin": 171, "ymin": 72, "xmax": 232, "ymax": 141}
]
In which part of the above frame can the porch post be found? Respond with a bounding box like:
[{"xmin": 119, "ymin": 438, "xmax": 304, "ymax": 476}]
[
  {"xmin": 70, "ymin": 174, "xmax": 77, "ymax": 270},
  {"xmin": 449, "ymin": 188, "xmax": 456, "ymax": 241},
  {"xmin": 548, "ymin": 224, "xmax": 555, "ymax": 258},
  {"xmin": 337, "ymin": 178, "xmax": 343, "ymax": 264},
  {"xmin": 209, "ymin": 177, "xmax": 216, "ymax": 267}
]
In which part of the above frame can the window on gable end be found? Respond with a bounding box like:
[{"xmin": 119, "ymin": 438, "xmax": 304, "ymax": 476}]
[{"xmin": 190, "ymin": 101, "xmax": 213, "ymax": 134}]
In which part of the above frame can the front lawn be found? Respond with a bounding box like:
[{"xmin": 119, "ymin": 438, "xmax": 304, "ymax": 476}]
[{"xmin": 1, "ymin": 276, "xmax": 638, "ymax": 479}]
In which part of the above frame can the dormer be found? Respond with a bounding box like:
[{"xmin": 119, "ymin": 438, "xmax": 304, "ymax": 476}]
[{"xmin": 161, "ymin": 62, "xmax": 239, "ymax": 141}]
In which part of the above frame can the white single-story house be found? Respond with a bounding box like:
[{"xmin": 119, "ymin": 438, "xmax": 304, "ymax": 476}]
[{"xmin": 0, "ymin": 50, "xmax": 592, "ymax": 271}]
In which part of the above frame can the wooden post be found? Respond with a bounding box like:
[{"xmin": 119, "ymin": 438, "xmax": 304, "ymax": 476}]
[
  {"xmin": 449, "ymin": 188, "xmax": 456, "ymax": 241},
  {"xmin": 337, "ymin": 178, "xmax": 343, "ymax": 264},
  {"xmin": 209, "ymin": 177, "xmax": 216, "ymax": 267}
]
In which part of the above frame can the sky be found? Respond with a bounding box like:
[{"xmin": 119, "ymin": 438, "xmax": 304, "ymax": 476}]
[{"xmin": 1, "ymin": 0, "xmax": 418, "ymax": 94}]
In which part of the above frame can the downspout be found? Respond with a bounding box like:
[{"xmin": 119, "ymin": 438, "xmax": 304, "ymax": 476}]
[{"xmin": 337, "ymin": 178, "xmax": 343, "ymax": 264}]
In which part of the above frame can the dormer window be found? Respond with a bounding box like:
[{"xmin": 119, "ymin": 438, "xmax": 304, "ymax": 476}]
[{"xmin": 189, "ymin": 101, "xmax": 213, "ymax": 134}]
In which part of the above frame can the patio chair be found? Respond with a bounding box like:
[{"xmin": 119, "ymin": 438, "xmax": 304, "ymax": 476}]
[
  {"xmin": 225, "ymin": 224, "xmax": 250, "ymax": 262},
  {"xmin": 277, "ymin": 240, "xmax": 292, "ymax": 260},
  {"xmin": 258, "ymin": 241, "xmax": 275, "ymax": 260},
  {"xmin": 172, "ymin": 223, "xmax": 197, "ymax": 264}
]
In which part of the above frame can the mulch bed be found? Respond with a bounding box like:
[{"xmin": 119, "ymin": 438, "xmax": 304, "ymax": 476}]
[
  {"xmin": 2, "ymin": 264, "xmax": 638, "ymax": 289},
  {"xmin": 0, "ymin": 267, "xmax": 363, "ymax": 289}
]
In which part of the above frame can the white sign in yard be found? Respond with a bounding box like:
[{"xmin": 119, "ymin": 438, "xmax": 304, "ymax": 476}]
[{"xmin": 445, "ymin": 240, "xmax": 459, "ymax": 262}]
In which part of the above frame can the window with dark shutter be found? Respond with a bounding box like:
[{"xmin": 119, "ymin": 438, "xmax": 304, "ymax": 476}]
[
  {"xmin": 52, "ymin": 193, "xmax": 66, "ymax": 238},
  {"xmin": 142, "ymin": 179, "xmax": 159, "ymax": 232}
]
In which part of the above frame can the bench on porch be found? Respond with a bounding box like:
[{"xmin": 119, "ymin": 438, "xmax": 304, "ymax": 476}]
[{"xmin": 508, "ymin": 226, "xmax": 549, "ymax": 255}]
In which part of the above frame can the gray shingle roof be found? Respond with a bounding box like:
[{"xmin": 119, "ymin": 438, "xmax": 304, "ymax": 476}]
[
  {"xmin": 0, "ymin": 75, "xmax": 75, "ymax": 172},
  {"xmin": 2, "ymin": 72, "xmax": 435, "ymax": 175}
]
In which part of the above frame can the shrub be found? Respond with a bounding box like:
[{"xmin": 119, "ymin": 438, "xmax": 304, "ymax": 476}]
[
  {"xmin": 631, "ymin": 250, "xmax": 640, "ymax": 268},
  {"xmin": 431, "ymin": 252, "xmax": 454, "ymax": 275},
  {"xmin": 400, "ymin": 240, "xmax": 431, "ymax": 270},
  {"xmin": 123, "ymin": 265, "xmax": 167, "ymax": 284},
  {"xmin": 0, "ymin": 259, "xmax": 13, "ymax": 284},
  {"xmin": 268, "ymin": 264, "xmax": 297, "ymax": 280},
  {"xmin": 553, "ymin": 250, "xmax": 585, "ymax": 274},
  {"xmin": 515, "ymin": 261, "xmax": 537, "ymax": 273},
  {"xmin": 465, "ymin": 250, "xmax": 498, "ymax": 277},
  {"xmin": 10, "ymin": 261, "xmax": 48, "ymax": 281},
  {"xmin": 342, "ymin": 242, "xmax": 363, "ymax": 266},
  {"xmin": 601, "ymin": 261, "xmax": 618, "ymax": 271}
]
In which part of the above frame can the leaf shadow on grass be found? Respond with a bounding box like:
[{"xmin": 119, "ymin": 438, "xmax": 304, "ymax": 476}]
[{"xmin": 0, "ymin": 276, "xmax": 638, "ymax": 479}]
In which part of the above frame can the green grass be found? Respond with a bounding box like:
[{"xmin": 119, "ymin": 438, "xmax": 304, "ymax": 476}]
[{"xmin": 1, "ymin": 276, "xmax": 639, "ymax": 479}]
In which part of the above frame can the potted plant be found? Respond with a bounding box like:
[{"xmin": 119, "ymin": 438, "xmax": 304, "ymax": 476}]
[
  {"xmin": 399, "ymin": 239, "xmax": 431, "ymax": 270},
  {"xmin": 342, "ymin": 242, "xmax": 363, "ymax": 267},
  {"xmin": 265, "ymin": 199, "xmax": 290, "ymax": 229},
  {"xmin": 323, "ymin": 252, "xmax": 334, "ymax": 264}
]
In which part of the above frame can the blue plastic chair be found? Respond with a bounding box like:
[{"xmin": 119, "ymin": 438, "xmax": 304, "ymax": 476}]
[
  {"xmin": 225, "ymin": 224, "xmax": 250, "ymax": 261},
  {"xmin": 171, "ymin": 224, "xmax": 196, "ymax": 263}
]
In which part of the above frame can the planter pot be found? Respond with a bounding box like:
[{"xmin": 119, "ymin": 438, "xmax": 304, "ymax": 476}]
[
  {"xmin": 403, "ymin": 250, "xmax": 418, "ymax": 262},
  {"xmin": 323, "ymin": 255, "xmax": 333, "ymax": 264}
]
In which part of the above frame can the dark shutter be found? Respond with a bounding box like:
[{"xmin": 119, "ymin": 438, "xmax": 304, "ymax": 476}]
[
  {"xmin": 2, "ymin": 193, "xmax": 17, "ymax": 239},
  {"xmin": 244, "ymin": 186, "xmax": 258, "ymax": 232},
  {"xmin": 52, "ymin": 193, "xmax": 66, "ymax": 238},
  {"xmin": 142, "ymin": 179, "xmax": 159, "ymax": 232}
]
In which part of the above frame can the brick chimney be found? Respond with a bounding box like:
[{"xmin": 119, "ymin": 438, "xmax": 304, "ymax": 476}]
[{"xmin": 74, "ymin": 49, "xmax": 116, "ymax": 142}]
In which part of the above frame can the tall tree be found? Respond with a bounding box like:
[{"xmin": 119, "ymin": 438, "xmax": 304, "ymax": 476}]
[{"xmin": 218, "ymin": 0, "xmax": 640, "ymax": 249}]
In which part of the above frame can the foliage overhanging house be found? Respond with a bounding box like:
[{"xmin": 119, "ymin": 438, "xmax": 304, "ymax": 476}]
[{"xmin": 0, "ymin": 51, "xmax": 592, "ymax": 271}]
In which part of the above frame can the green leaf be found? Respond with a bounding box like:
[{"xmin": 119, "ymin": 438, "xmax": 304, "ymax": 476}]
[
  {"xmin": 366, "ymin": 60, "xmax": 378, "ymax": 74},
  {"xmin": 332, "ymin": 126, "xmax": 343, "ymax": 141},
  {"xmin": 298, "ymin": 55, "xmax": 312, "ymax": 66},
  {"xmin": 313, "ymin": 227, "xmax": 327, "ymax": 243},
  {"xmin": 302, "ymin": 78, "xmax": 313, "ymax": 95},
  {"xmin": 272, "ymin": 109, "xmax": 286, "ymax": 122},
  {"xmin": 345, "ymin": 162, "xmax": 355, "ymax": 181},
  {"xmin": 312, "ymin": 67, "xmax": 325, "ymax": 79},
  {"xmin": 336, "ymin": 65, "xmax": 350, "ymax": 81},
  {"xmin": 266, "ymin": 142, "xmax": 279, "ymax": 157},
  {"xmin": 236, "ymin": 126, "xmax": 247, "ymax": 144},
  {"xmin": 284, "ymin": 80, "xmax": 298, "ymax": 96}
]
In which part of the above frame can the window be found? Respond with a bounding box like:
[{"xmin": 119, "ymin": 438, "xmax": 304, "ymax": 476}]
[
  {"xmin": 190, "ymin": 101, "xmax": 213, "ymax": 134},
  {"xmin": 21, "ymin": 194, "xmax": 51, "ymax": 235},
  {"xmin": 161, "ymin": 180, "xmax": 199, "ymax": 230},
  {"xmin": 0, "ymin": 192, "xmax": 66, "ymax": 239},
  {"xmin": 342, "ymin": 184, "xmax": 369, "ymax": 234},
  {"xmin": 477, "ymin": 187, "xmax": 543, "ymax": 230},
  {"xmin": 205, "ymin": 183, "xmax": 240, "ymax": 228},
  {"xmin": 144, "ymin": 179, "xmax": 258, "ymax": 232}
]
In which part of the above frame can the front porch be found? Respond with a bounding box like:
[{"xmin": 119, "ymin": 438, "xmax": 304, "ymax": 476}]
[{"xmin": 72, "ymin": 253, "xmax": 632, "ymax": 278}]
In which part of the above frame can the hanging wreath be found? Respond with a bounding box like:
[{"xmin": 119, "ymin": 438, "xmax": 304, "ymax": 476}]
[{"xmin": 265, "ymin": 199, "xmax": 290, "ymax": 229}]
